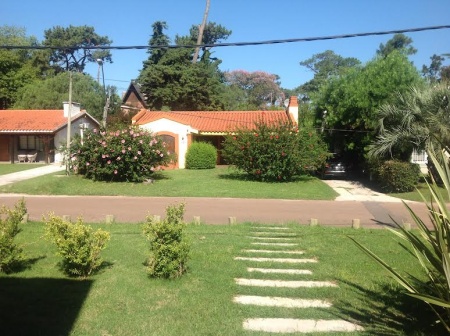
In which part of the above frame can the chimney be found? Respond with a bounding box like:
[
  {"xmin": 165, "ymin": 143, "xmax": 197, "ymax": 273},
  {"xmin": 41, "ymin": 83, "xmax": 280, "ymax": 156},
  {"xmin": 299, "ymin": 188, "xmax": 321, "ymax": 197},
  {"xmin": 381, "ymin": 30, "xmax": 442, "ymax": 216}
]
[
  {"xmin": 287, "ymin": 96, "xmax": 298, "ymax": 124},
  {"xmin": 63, "ymin": 102, "xmax": 81, "ymax": 118}
]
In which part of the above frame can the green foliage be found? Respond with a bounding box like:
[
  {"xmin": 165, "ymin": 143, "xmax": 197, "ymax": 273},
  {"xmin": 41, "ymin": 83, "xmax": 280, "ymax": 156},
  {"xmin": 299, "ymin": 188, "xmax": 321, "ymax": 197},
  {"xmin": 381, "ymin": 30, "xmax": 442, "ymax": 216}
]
[
  {"xmin": 297, "ymin": 50, "xmax": 361, "ymax": 101},
  {"xmin": 0, "ymin": 199, "xmax": 26, "ymax": 273},
  {"xmin": 142, "ymin": 203, "xmax": 190, "ymax": 279},
  {"xmin": 351, "ymin": 150, "xmax": 450, "ymax": 332},
  {"xmin": 44, "ymin": 214, "xmax": 110, "ymax": 278},
  {"xmin": 139, "ymin": 21, "xmax": 228, "ymax": 111},
  {"xmin": 14, "ymin": 72, "xmax": 106, "ymax": 120},
  {"xmin": 185, "ymin": 142, "xmax": 217, "ymax": 169},
  {"xmin": 376, "ymin": 33, "xmax": 417, "ymax": 58},
  {"xmin": 370, "ymin": 83, "xmax": 450, "ymax": 160},
  {"xmin": 43, "ymin": 25, "xmax": 112, "ymax": 73},
  {"xmin": 314, "ymin": 50, "xmax": 423, "ymax": 165},
  {"xmin": 375, "ymin": 160, "xmax": 420, "ymax": 193},
  {"xmin": 222, "ymin": 120, "xmax": 328, "ymax": 182},
  {"xmin": 0, "ymin": 25, "xmax": 41, "ymax": 109},
  {"xmin": 68, "ymin": 125, "xmax": 174, "ymax": 182}
]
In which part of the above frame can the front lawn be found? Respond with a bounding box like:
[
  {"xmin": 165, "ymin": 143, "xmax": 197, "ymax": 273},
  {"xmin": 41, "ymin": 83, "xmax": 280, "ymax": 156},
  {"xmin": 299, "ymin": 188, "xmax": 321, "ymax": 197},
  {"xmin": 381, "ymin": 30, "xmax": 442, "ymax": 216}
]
[
  {"xmin": 0, "ymin": 163, "xmax": 43, "ymax": 176},
  {"xmin": 0, "ymin": 222, "xmax": 441, "ymax": 335},
  {"xmin": 0, "ymin": 167, "xmax": 338, "ymax": 200}
]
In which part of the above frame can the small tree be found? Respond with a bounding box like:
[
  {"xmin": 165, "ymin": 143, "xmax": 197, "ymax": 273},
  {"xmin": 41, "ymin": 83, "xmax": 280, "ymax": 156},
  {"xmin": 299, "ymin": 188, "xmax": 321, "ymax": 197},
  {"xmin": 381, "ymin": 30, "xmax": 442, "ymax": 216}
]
[
  {"xmin": 45, "ymin": 214, "xmax": 110, "ymax": 278},
  {"xmin": 68, "ymin": 126, "xmax": 174, "ymax": 182},
  {"xmin": 143, "ymin": 203, "xmax": 190, "ymax": 279},
  {"xmin": 0, "ymin": 199, "xmax": 27, "ymax": 273},
  {"xmin": 222, "ymin": 120, "xmax": 328, "ymax": 181}
]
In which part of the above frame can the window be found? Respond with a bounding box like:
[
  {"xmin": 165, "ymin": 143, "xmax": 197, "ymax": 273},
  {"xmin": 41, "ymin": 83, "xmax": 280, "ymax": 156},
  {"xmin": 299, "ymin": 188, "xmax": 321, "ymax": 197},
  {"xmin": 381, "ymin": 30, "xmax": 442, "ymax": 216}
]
[{"xmin": 19, "ymin": 135, "xmax": 44, "ymax": 151}]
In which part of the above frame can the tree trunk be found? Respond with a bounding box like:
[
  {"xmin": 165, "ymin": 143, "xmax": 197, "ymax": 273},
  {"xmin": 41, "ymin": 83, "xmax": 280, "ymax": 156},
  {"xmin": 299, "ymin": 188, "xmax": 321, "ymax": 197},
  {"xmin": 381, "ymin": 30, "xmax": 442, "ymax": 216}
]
[{"xmin": 192, "ymin": 0, "xmax": 210, "ymax": 63}]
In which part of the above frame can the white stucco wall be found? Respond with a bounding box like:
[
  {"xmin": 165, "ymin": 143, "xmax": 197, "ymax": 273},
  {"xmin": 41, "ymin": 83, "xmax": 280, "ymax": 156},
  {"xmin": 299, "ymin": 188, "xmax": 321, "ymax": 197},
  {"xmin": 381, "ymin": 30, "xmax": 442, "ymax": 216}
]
[
  {"xmin": 139, "ymin": 118, "xmax": 196, "ymax": 169},
  {"xmin": 54, "ymin": 117, "xmax": 98, "ymax": 163}
]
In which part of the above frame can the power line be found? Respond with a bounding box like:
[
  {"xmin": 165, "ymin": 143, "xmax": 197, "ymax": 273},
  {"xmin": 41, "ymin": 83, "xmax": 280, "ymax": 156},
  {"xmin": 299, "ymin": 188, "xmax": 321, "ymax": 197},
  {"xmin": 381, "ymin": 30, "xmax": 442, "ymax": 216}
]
[{"xmin": 1, "ymin": 25, "xmax": 450, "ymax": 51}]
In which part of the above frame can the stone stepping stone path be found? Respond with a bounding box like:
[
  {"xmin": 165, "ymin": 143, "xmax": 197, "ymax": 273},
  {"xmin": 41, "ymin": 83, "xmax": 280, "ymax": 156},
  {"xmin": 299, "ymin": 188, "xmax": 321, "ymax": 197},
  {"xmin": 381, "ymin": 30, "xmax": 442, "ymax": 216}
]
[{"xmin": 233, "ymin": 224, "xmax": 363, "ymax": 334}]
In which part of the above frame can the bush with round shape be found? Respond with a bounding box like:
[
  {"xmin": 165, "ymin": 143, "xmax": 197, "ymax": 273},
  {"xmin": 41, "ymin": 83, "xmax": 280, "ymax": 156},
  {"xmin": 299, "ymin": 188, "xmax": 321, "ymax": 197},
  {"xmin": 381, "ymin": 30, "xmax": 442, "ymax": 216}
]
[
  {"xmin": 375, "ymin": 160, "xmax": 421, "ymax": 193},
  {"xmin": 185, "ymin": 142, "xmax": 217, "ymax": 169}
]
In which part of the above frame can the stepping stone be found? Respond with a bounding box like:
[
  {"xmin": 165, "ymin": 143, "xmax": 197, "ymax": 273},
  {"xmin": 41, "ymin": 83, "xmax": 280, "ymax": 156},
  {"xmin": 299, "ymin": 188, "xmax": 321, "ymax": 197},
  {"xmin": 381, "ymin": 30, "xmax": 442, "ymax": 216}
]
[
  {"xmin": 235, "ymin": 257, "xmax": 316, "ymax": 263},
  {"xmin": 252, "ymin": 226, "xmax": 290, "ymax": 230},
  {"xmin": 243, "ymin": 318, "xmax": 364, "ymax": 333},
  {"xmin": 242, "ymin": 249, "xmax": 304, "ymax": 255},
  {"xmin": 247, "ymin": 267, "xmax": 312, "ymax": 275},
  {"xmin": 248, "ymin": 237, "xmax": 294, "ymax": 240},
  {"xmin": 252, "ymin": 231, "xmax": 297, "ymax": 236},
  {"xmin": 235, "ymin": 278, "xmax": 337, "ymax": 288},
  {"xmin": 252, "ymin": 242, "xmax": 298, "ymax": 246},
  {"xmin": 234, "ymin": 295, "xmax": 331, "ymax": 308}
]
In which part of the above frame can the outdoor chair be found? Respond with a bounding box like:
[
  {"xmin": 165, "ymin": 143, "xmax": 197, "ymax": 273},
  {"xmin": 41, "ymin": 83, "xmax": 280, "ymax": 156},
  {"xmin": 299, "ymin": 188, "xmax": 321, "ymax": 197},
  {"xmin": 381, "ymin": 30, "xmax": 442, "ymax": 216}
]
[
  {"xmin": 27, "ymin": 153, "xmax": 37, "ymax": 163},
  {"xmin": 18, "ymin": 154, "xmax": 27, "ymax": 162}
]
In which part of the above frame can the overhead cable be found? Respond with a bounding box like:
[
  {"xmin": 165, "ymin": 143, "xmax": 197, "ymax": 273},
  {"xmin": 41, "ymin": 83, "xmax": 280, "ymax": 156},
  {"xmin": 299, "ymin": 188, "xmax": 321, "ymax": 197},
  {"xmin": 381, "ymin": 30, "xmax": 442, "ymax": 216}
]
[{"xmin": 1, "ymin": 25, "xmax": 449, "ymax": 50}]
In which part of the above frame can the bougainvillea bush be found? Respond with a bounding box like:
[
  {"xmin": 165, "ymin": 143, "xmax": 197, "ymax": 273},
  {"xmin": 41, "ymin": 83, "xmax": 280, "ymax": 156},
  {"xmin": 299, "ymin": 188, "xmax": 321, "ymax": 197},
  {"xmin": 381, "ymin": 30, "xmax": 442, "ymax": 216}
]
[
  {"xmin": 222, "ymin": 120, "xmax": 328, "ymax": 182},
  {"xmin": 68, "ymin": 126, "xmax": 174, "ymax": 182}
]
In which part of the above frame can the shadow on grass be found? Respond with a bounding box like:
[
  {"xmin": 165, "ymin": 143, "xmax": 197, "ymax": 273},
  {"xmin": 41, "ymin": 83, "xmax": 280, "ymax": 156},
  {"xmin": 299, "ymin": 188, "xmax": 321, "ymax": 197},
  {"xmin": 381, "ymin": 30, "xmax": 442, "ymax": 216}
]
[
  {"xmin": 4, "ymin": 255, "xmax": 47, "ymax": 274},
  {"xmin": 333, "ymin": 279, "xmax": 447, "ymax": 335},
  {"xmin": 217, "ymin": 170, "xmax": 317, "ymax": 183},
  {"xmin": 0, "ymin": 277, "xmax": 93, "ymax": 336}
]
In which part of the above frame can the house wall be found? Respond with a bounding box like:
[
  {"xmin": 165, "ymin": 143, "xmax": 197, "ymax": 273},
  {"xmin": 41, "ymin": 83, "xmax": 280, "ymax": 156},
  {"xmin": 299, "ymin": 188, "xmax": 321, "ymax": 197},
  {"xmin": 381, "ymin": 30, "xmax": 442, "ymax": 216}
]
[
  {"xmin": 54, "ymin": 117, "xmax": 97, "ymax": 163},
  {"xmin": 138, "ymin": 119, "xmax": 193, "ymax": 169}
]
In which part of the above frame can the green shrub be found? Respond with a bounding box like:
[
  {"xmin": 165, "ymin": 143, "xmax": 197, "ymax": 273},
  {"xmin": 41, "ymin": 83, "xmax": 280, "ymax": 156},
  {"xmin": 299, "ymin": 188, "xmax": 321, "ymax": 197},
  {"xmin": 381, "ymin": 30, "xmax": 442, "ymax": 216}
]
[
  {"xmin": 185, "ymin": 142, "xmax": 217, "ymax": 169},
  {"xmin": 143, "ymin": 203, "xmax": 190, "ymax": 279},
  {"xmin": 45, "ymin": 214, "xmax": 110, "ymax": 278},
  {"xmin": 0, "ymin": 200, "xmax": 26, "ymax": 273},
  {"xmin": 67, "ymin": 126, "xmax": 175, "ymax": 182},
  {"xmin": 375, "ymin": 160, "xmax": 420, "ymax": 193},
  {"xmin": 222, "ymin": 120, "xmax": 328, "ymax": 181}
]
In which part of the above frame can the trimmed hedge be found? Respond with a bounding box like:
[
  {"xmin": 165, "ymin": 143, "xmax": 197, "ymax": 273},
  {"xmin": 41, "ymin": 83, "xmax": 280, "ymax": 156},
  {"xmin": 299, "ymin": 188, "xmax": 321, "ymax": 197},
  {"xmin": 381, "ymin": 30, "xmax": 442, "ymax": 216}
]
[
  {"xmin": 185, "ymin": 142, "xmax": 217, "ymax": 169},
  {"xmin": 375, "ymin": 160, "xmax": 421, "ymax": 193}
]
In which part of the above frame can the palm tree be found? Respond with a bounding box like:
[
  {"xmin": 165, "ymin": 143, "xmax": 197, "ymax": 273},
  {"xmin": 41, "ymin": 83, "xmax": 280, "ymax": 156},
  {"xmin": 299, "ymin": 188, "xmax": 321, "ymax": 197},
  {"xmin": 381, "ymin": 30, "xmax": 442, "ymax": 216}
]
[{"xmin": 369, "ymin": 82, "xmax": 450, "ymax": 159}]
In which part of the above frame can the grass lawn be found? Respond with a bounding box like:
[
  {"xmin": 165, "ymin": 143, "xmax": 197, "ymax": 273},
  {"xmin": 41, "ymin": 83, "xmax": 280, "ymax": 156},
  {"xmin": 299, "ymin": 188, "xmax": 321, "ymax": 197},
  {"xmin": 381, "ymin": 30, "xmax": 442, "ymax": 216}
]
[
  {"xmin": 0, "ymin": 163, "xmax": 44, "ymax": 176},
  {"xmin": 0, "ymin": 222, "xmax": 441, "ymax": 336},
  {"xmin": 388, "ymin": 181, "xmax": 449, "ymax": 202},
  {"xmin": 0, "ymin": 167, "xmax": 338, "ymax": 200}
]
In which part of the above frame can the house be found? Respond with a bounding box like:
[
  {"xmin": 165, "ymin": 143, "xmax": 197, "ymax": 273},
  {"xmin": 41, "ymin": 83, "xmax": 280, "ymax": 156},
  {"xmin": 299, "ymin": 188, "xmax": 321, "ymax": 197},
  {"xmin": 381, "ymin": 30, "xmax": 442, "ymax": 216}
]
[
  {"xmin": 120, "ymin": 81, "xmax": 148, "ymax": 117},
  {"xmin": 0, "ymin": 102, "xmax": 100, "ymax": 163},
  {"xmin": 132, "ymin": 96, "xmax": 299, "ymax": 168}
]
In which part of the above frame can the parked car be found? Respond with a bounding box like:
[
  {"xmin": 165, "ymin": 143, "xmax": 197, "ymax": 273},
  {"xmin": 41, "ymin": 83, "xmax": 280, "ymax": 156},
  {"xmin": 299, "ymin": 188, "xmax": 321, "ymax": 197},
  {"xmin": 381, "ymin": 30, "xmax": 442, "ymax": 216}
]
[{"xmin": 321, "ymin": 154, "xmax": 348, "ymax": 178}]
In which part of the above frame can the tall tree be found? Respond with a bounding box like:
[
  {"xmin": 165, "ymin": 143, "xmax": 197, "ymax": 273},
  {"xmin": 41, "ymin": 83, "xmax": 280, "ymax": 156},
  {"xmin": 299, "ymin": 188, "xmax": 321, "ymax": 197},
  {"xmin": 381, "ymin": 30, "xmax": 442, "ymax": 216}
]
[
  {"xmin": 138, "ymin": 21, "xmax": 230, "ymax": 111},
  {"xmin": 142, "ymin": 21, "xmax": 170, "ymax": 70},
  {"xmin": 376, "ymin": 33, "xmax": 417, "ymax": 58},
  {"xmin": 422, "ymin": 54, "xmax": 449, "ymax": 83},
  {"xmin": 314, "ymin": 51, "xmax": 423, "ymax": 165},
  {"xmin": 43, "ymin": 25, "xmax": 112, "ymax": 73},
  {"xmin": 296, "ymin": 50, "xmax": 360, "ymax": 101},
  {"xmin": 223, "ymin": 70, "xmax": 284, "ymax": 109},
  {"xmin": 0, "ymin": 25, "xmax": 41, "ymax": 109}
]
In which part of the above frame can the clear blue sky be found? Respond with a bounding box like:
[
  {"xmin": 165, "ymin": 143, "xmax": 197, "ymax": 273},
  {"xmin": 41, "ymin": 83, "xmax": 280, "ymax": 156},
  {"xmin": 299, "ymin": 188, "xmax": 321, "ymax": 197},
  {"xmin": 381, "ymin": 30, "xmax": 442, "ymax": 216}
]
[{"xmin": 4, "ymin": 0, "xmax": 450, "ymax": 94}]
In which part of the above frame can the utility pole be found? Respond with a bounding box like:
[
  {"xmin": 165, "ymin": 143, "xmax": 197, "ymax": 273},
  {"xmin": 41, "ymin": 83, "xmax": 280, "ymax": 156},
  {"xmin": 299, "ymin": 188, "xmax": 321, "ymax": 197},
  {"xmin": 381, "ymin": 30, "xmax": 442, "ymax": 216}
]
[
  {"xmin": 192, "ymin": 0, "xmax": 210, "ymax": 63},
  {"xmin": 66, "ymin": 71, "xmax": 73, "ymax": 175}
]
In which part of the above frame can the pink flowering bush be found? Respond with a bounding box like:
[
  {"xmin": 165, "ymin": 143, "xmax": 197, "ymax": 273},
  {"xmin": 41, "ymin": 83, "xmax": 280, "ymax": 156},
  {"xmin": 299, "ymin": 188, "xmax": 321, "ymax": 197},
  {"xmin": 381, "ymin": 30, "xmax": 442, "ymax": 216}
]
[
  {"xmin": 222, "ymin": 120, "xmax": 328, "ymax": 182},
  {"xmin": 68, "ymin": 126, "xmax": 174, "ymax": 182}
]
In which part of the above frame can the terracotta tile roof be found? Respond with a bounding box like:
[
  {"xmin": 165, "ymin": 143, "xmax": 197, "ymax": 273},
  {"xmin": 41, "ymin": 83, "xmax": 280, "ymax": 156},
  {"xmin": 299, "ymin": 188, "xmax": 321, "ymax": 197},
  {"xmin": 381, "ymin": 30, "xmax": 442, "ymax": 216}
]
[
  {"xmin": 132, "ymin": 110, "xmax": 294, "ymax": 133},
  {"xmin": 0, "ymin": 110, "xmax": 94, "ymax": 133}
]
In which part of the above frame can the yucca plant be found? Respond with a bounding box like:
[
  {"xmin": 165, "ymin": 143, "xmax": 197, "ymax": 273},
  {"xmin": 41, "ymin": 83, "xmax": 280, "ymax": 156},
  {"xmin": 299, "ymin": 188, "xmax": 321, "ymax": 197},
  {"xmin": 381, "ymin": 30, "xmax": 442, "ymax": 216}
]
[{"xmin": 351, "ymin": 149, "xmax": 450, "ymax": 331}]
